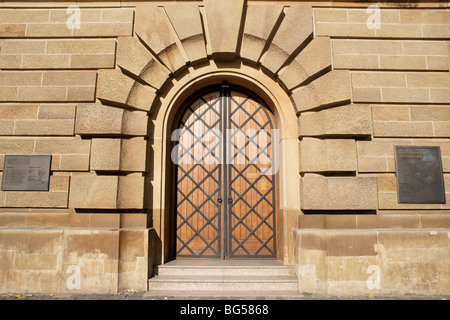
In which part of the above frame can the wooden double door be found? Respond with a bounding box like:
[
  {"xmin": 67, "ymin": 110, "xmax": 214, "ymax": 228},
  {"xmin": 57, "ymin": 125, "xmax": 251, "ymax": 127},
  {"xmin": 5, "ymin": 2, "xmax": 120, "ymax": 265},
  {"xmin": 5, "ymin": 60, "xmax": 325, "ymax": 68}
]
[{"xmin": 173, "ymin": 84, "xmax": 277, "ymax": 259}]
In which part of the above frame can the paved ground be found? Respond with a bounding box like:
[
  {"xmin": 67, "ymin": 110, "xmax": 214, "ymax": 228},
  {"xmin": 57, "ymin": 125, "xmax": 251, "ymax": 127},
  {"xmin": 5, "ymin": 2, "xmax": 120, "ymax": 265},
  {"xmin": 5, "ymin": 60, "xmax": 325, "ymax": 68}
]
[{"xmin": 1, "ymin": 291, "xmax": 448, "ymax": 300}]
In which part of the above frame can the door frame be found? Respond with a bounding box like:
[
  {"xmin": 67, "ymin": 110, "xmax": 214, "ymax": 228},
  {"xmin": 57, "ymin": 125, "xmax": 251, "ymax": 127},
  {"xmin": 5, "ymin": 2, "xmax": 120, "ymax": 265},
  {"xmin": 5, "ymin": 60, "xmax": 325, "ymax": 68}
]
[
  {"xmin": 152, "ymin": 68, "xmax": 300, "ymax": 266},
  {"xmin": 170, "ymin": 82, "xmax": 279, "ymax": 259}
]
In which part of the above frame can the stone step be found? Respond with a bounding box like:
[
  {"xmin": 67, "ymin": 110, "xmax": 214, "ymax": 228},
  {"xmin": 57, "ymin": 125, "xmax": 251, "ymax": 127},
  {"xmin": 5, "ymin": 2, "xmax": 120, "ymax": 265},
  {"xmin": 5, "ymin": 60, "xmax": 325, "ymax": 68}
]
[
  {"xmin": 156, "ymin": 259, "xmax": 296, "ymax": 277},
  {"xmin": 143, "ymin": 290, "xmax": 304, "ymax": 300},
  {"xmin": 148, "ymin": 275, "xmax": 298, "ymax": 291}
]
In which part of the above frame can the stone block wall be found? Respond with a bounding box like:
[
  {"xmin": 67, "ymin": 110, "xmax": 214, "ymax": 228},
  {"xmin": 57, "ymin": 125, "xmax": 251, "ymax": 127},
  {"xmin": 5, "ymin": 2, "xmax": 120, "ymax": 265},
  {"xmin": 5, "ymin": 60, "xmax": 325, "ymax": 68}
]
[
  {"xmin": 0, "ymin": 0, "xmax": 448, "ymax": 296},
  {"xmin": 0, "ymin": 3, "xmax": 151, "ymax": 294},
  {"xmin": 294, "ymin": 2, "xmax": 449, "ymax": 296}
]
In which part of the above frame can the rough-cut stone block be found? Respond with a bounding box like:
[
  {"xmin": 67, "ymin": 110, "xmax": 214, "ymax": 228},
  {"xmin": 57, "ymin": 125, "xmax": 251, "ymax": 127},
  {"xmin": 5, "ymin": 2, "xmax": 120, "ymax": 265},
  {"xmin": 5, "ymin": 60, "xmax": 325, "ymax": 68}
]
[
  {"xmin": 352, "ymin": 71, "xmax": 406, "ymax": 88},
  {"xmin": 0, "ymin": 39, "xmax": 47, "ymax": 55},
  {"xmin": 47, "ymin": 71, "xmax": 98, "ymax": 87},
  {"xmin": 135, "ymin": 5, "xmax": 186, "ymax": 72},
  {"xmin": 89, "ymin": 138, "xmax": 147, "ymax": 172},
  {"xmin": 352, "ymin": 71, "xmax": 450, "ymax": 104},
  {"xmin": 261, "ymin": 6, "xmax": 313, "ymax": 74},
  {"xmin": 117, "ymin": 175, "xmax": 145, "ymax": 209},
  {"xmin": 69, "ymin": 175, "xmax": 118, "ymax": 209},
  {"xmin": 240, "ymin": 4, "xmax": 284, "ymax": 63},
  {"xmin": 121, "ymin": 111, "xmax": 149, "ymax": 137},
  {"xmin": 333, "ymin": 54, "xmax": 379, "ymax": 70},
  {"xmin": 0, "ymin": 120, "xmax": 14, "ymax": 135},
  {"xmin": 21, "ymin": 55, "xmax": 70, "ymax": 69},
  {"xmin": 0, "ymin": 71, "xmax": 42, "ymax": 86},
  {"xmin": 292, "ymin": 70, "xmax": 351, "ymax": 113},
  {"xmin": 34, "ymin": 137, "xmax": 91, "ymax": 155},
  {"xmin": 373, "ymin": 121, "xmax": 434, "ymax": 138},
  {"xmin": 316, "ymin": 22, "xmax": 375, "ymax": 38},
  {"xmin": 300, "ymin": 138, "xmax": 357, "ymax": 172},
  {"xmin": 75, "ymin": 103, "xmax": 148, "ymax": 137},
  {"xmin": 90, "ymin": 139, "xmax": 121, "ymax": 171},
  {"xmin": 203, "ymin": 0, "xmax": 245, "ymax": 60},
  {"xmin": 0, "ymin": 104, "xmax": 38, "ymax": 119},
  {"xmin": 0, "ymin": 24, "xmax": 26, "ymax": 37},
  {"xmin": 301, "ymin": 174, "xmax": 378, "ymax": 210},
  {"xmin": 314, "ymin": 8, "xmax": 348, "ymax": 23},
  {"xmin": 0, "ymin": 87, "xmax": 18, "ymax": 101},
  {"xmin": 60, "ymin": 154, "xmax": 90, "ymax": 172},
  {"xmin": 116, "ymin": 36, "xmax": 170, "ymax": 90},
  {"xmin": 13, "ymin": 119, "xmax": 74, "ymax": 136},
  {"xmin": 164, "ymin": 4, "xmax": 207, "ymax": 63},
  {"xmin": 0, "ymin": 138, "xmax": 35, "ymax": 156},
  {"xmin": 0, "ymin": 55, "xmax": 22, "ymax": 69},
  {"xmin": 97, "ymin": 69, "xmax": 156, "ymax": 112},
  {"xmin": 0, "ymin": 71, "xmax": 96, "ymax": 102},
  {"xmin": 399, "ymin": 10, "xmax": 450, "ymax": 24},
  {"xmin": 279, "ymin": 37, "xmax": 332, "ymax": 90},
  {"xmin": 298, "ymin": 104, "xmax": 372, "ymax": 137},
  {"xmin": 120, "ymin": 138, "xmax": 147, "ymax": 172},
  {"xmin": 10, "ymin": 39, "xmax": 116, "ymax": 69}
]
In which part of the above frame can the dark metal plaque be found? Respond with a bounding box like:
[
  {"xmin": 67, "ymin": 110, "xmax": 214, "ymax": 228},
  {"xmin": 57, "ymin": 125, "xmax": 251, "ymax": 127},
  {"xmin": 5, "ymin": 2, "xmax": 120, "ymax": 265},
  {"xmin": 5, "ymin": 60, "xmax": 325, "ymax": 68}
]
[
  {"xmin": 1, "ymin": 155, "xmax": 51, "ymax": 191},
  {"xmin": 394, "ymin": 146, "xmax": 445, "ymax": 204}
]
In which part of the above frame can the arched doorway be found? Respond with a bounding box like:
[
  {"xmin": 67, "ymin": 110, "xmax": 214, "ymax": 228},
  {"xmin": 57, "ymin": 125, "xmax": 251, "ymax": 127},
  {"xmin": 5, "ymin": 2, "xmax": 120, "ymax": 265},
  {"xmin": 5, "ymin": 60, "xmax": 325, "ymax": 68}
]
[{"xmin": 171, "ymin": 83, "xmax": 278, "ymax": 259}]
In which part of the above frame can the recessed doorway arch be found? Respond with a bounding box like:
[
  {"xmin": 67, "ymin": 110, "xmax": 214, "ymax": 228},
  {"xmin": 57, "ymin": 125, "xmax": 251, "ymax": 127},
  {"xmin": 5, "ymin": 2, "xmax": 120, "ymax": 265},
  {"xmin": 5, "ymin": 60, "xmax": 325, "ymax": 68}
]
[{"xmin": 151, "ymin": 66, "xmax": 300, "ymax": 265}]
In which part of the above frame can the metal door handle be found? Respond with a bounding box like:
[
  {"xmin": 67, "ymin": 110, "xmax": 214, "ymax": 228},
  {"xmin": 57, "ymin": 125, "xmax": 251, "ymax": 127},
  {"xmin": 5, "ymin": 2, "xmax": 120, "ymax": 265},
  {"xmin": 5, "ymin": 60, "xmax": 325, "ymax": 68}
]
[
  {"xmin": 218, "ymin": 198, "xmax": 222, "ymax": 203},
  {"xmin": 228, "ymin": 198, "xmax": 233, "ymax": 203}
]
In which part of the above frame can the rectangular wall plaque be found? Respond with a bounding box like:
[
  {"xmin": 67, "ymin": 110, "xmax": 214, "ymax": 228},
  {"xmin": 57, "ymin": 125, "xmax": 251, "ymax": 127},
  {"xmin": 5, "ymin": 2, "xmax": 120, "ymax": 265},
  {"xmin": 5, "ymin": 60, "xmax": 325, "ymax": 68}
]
[
  {"xmin": 1, "ymin": 155, "xmax": 52, "ymax": 191},
  {"xmin": 394, "ymin": 146, "xmax": 445, "ymax": 204}
]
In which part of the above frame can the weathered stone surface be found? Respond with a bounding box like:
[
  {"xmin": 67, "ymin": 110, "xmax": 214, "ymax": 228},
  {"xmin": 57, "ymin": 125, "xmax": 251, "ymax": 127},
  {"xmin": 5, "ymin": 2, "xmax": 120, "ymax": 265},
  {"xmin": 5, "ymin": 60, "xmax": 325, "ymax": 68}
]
[
  {"xmin": 118, "ymin": 228, "xmax": 152, "ymax": 292},
  {"xmin": 117, "ymin": 175, "xmax": 145, "ymax": 209},
  {"xmin": 120, "ymin": 138, "xmax": 147, "ymax": 172},
  {"xmin": 164, "ymin": 4, "xmax": 207, "ymax": 63},
  {"xmin": 97, "ymin": 69, "xmax": 156, "ymax": 112},
  {"xmin": 261, "ymin": 5, "xmax": 313, "ymax": 74},
  {"xmin": 295, "ymin": 228, "xmax": 450, "ymax": 295},
  {"xmin": 300, "ymin": 138, "xmax": 357, "ymax": 172},
  {"xmin": 279, "ymin": 37, "xmax": 332, "ymax": 90},
  {"xmin": 0, "ymin": 39, "xmax": 116, "ymax": 69},
  {"xmin": 34, "ymin": 137, "xmax": 91, "ymax": 155},
  {"xmin": 116, "ymin": 36, "xmax": 170, "ymax": 89},
  {"xmin": 0, "ymin": 71, "xmax": 96, "ymax": 102},
  {"xmin": 292, "ymin": 70, "xmax": 351, "ymax": 113},
  {"xmin": 135, "ymin": 5, "xmax": 186, "ymax": 72},
  {"xmin": 332, "ymin": 39, "xmax": 448, "ymax": 71},
  {"xmin": 203, "ymin": 0, "xmax": 245, "ymax": 60},
  {"xmin": 90, "ymin": 138, "xmax": 147, "ymax": 172},
  {"xmin": 90, "ymin": 139, "xmax": 121, "ymax": 171},
  {"xmin": 69, "ymin": 175, "xmax": 118, "ymax": 209},
  {"xmin": 352, "ymin": 71, "xmax": 450, "ymax": 104},
  {"xmin": 298, "ymin": 104, "xmax": 372, "ymax": 137},
  {"xmin": 240, "ymin": 4, "xmax": 283, "ymax": 63},
  {"xmin": 301, "ymin": 174, "xmax": 378, "ymax": 210},
  {"xmin": 75, "ymin": 103, "xmax": 148, "ymax": 137}
]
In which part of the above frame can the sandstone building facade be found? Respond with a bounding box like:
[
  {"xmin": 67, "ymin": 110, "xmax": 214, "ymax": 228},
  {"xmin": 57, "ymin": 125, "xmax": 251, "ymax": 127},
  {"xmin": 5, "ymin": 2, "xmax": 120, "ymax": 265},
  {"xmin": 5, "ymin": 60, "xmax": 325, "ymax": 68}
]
[{"xmin": 0, "ymin": 0, "xmax": 449, "ymax": 296}]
